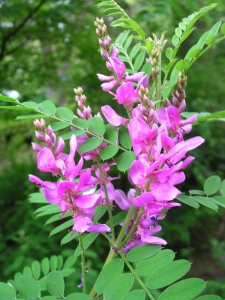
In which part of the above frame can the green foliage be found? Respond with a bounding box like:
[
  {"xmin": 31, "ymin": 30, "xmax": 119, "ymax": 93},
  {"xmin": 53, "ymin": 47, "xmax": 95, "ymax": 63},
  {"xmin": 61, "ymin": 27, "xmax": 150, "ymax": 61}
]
[{"xmin": 177, "ymin": 175, "xmax": 225, "ymax": 211}]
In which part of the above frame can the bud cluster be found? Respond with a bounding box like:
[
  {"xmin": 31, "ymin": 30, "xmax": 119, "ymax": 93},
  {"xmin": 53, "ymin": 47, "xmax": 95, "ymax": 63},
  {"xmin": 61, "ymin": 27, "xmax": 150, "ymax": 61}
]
[{"xmin": 74, "ymin": 87, "xmax": 92, "ymax": 120}]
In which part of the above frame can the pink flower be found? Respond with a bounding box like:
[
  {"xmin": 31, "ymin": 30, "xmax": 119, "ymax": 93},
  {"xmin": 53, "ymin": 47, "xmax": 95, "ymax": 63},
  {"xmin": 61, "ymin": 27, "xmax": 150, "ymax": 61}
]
[{"xmin": 101, "ymin": 105, "xmax": 127, "ymax": 126}]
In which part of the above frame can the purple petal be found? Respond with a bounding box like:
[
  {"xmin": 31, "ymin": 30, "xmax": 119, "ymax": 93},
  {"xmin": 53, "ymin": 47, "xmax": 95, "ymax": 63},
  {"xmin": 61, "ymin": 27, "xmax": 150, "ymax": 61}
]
[
  {"xmin": 75, "ymin": 194, "xmax": 101, "ymax": 209},
  {"xmin": 87, "ymin": 223, "xmax": 111, "ymax": 232},
  {"xmin": 97, "ymin": 74, "xmax": 115, "ymax": 82},
  {"xmin": 73, "ymin": 215, "xmax": 92, "ymax": 233},
  {"xmin": 101, "ymin": 105, "xmax": 127, "ymax": 126},
  {"xmin": 114, "ymin": 189, "xmax": 131, "ymax": 210},
  {"xmin": 151, "ymin": 182, "xmax": 180, "ymax": 201},
  {"xmin": 133, "ymin": 192, "xmax": 154, "ymax": 207},
  {"xmin": 126, "ymin": 72, "xmax": 144, "ymax": 82},
  {"xmin": 101, "ymin": 80, "xmax": 118, "ymax": 92}
]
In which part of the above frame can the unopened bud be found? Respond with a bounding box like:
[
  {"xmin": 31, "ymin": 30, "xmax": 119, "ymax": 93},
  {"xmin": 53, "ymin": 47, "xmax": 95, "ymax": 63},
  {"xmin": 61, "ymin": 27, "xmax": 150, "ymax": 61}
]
[{"xmin": 74, "ymin": 87, "xmax": 83, "ymax": 96}]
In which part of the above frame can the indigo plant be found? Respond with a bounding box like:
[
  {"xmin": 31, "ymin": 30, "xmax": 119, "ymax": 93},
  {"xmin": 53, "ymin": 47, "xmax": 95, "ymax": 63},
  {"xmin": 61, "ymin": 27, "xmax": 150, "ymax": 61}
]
[{"xmin": 1, "ymin": 1, "xmax": 225, "ymax": 299}]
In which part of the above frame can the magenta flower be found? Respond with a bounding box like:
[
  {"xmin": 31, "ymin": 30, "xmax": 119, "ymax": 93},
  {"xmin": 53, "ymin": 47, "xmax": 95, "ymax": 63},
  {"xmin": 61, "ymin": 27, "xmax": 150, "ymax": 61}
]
[{"xmin": 101, "ymin": 105, "xmax": 127, "ymax": 126}]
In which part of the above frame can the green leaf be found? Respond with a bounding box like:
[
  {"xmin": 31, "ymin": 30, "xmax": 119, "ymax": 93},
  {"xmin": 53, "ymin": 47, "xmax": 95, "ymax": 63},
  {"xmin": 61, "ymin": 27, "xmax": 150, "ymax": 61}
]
[
  {"xmin": 72, "ymin": 118, "xmax": 89, "ymax": 129},
  {"xmin": 95, "ymin": 259, "xmax": 124, "ymax": 294},
  {"xmin": 74, "ymin": 233, "xmax": 98, "ymax": 257},
  {"xmin": 57, "ymin": 256, "xmax": 63, "ymax": 270},
  {"xmin": 142, "ymin": 62, "xmax": 152, "ymax": 77},
  {"xmin": 61, "ymin": 232, "xmax": 78, "ymax": 246},
  {"xmin": 123, "ymin": 19, "xmax": 145, "ymax": 39},
  {"xmin": 205, "ymin": 20, "xmax": 221, "ymax": 45},
  {"xmin": 189, "ymin": 190, "xmax": 205, "ymax": 195},
  {"xmin": 50, "ymin": 255, "xmax": 58, "ymax": 271},
  {"xmin": 192, "ymin": 196, "xmax": 218, "ymax": 211},
  {"xmin": 45, "ymin": 213, "xmax": 67, "ymax": 225},
  {"xmin": 221, "ymin": 23, "xmax": 225, "ymax": 34},
  {"xmin": 136, "ymin": 249, "xmax": 175, "ymax": 276},
  {"xmin": 42, "ymin": 296, "xmax": 57, "ymax": 300},
  {"xmin": 46, "ymin": 271, "xmax": 64, "ymax": 298},
  {"xmin": 134, "ymin": 51, "xmax": 145, "ymax": 72},
  {"xmin": 66, "ymin": 293, "xmax": 93, "ymax": 300},
  {"xmin": 129, "ymin": 42, "xmax": 141, "ymax": 59},
  {"xmin": 88, "ymin": 117, "xmax": 105, "ymax": 135},
  {"xmin": 162, "ymin": 80, "xmax": 173, "ymax": 99},
  {"xmin": 118, "ymin": 30, "xmax": 130, "ymax": 46},
  {"xmin": 31, "ymin": 261, "xmax": 41, "ymax": 280},
  {"xmin": 29, "ymin": 192, "xmax": 47, "ymax": 204},
  {"xmin": 63, "ymin": 255, "xmax": 76, "ymax": 269},
  {"xmin": 124, "ymin": 34, "xmax": 133, "ymax": 50},
  {"xmin": 170, "ymin": 66, "xmax": 180, "ymax": 85},
  {"xmin": 59, "ymin": 130, "xmax": 85, "ymax": 140},
  {"xmin": 126, "ymin": 244, "xmax": 161, "ymax": 262},
  {"xmin": 175, "ymin": 59, "xmax": 190, "ymax": 71},
  {"xmin": 116, "ymin": 151, "xmax": 136, "ymax": 172},
  {"xmin": 104, "ymin": 124, "xmax": 118, "ymax": 143},
  {"xmin": 119, "ymin": 125, "xmax": 132, "ymax": 149},
  {"xmin": 60, "ymin": 268, "xmax": 75, "ymax": 277},
  {"xmin": 38, "ymin": 100, "xmax": 56, "ymax": 115},
  {"xmin": 50, "ymin": 121, "xmax": 70, "ymax": 131},
  {"xmin": 179, "ymin": 22, "xmax": 186, "ymax": 31},
  {"xmin": 100, "ymin": 145, "xmax": 119, "ymax": 160},
  {"xmin": 23, "ymin": 266, "xmax": 32, "ymax": 276},
  {"xmin": 55, "ymin": 107, "xmax": 74, "ymax": 122},
  {"xmin": 49, "ymin": 219, "xmax": 73, "ymax": 237},
  {"xmin": 0, "ymin": 282, "xmax": 16, "ymax": 299},
  {"xmin": 22, "ymin": 101, "xmax": 39, "ymax": 109},
  {"xmin": 172, "ymin": 34, "xmax": 179, "ymax": 46},
  {"xmin": 78, "ymin": 137, "xmax": 103, "ymax": 152},
  {"xmin": 176, "ymin": 195, "xmax": 199, "ymax": 209},
  {"xmin": 147, "ymin": 260, "xmax": 191, "ymax": 289},
  {"xmin": 120, "ymin": 290, "xmax": 145, "ymax": 300},
  {"xmin": 211, "ymin": 196, "xmax": 225, "ymax": 208},
  {"xmin": 175, "ymin": 27, "xmax": 182, "ymax": 37},
  {"xmin": 195, "ymin": 295, "xmax": 222, "ymax": 300},
  {"xmin": 16, "ymin": 275, "xmax": 41, "ymax": 299},
  {"xmin": 158, "ymin": 278, "xmax": 206, "ymax": 300},
  {"xmin": 220, "ymin": 179, "xmax": 225, "ymax": 196},
  {"xmin": 166, "ymin": 47, "xmax": 173, "ymax": 60},
  {"xmin": 204, "ymin": 175, "xmax": 221, "ymax": 195},
  {"xmin": 42, "ymin": 257, "xmax": 50, "ymax": 275},
  {"xmin": 146, "ymin": 40, "xmax": 154, "ymax": 52},
  {"xmin": 103, "ymin": 274, "xmax": 134, "ymax": 300},
  {"xmin": 0, "ymin": 94, "xmax": 18, "ymax": 103}
]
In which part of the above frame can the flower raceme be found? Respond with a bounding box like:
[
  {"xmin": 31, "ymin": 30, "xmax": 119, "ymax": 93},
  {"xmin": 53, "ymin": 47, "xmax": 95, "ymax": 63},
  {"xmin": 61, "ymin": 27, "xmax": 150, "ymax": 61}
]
[{"xmin": 29, "ymin": 26, "xmax": 204, "ymax": 252}]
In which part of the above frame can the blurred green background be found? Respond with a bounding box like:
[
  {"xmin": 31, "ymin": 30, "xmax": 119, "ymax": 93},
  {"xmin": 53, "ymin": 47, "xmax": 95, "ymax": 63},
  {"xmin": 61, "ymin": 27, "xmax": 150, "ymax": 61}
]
[{"xmin": 1, "ymin": 0, "xmax": 225, "ymax": 297}]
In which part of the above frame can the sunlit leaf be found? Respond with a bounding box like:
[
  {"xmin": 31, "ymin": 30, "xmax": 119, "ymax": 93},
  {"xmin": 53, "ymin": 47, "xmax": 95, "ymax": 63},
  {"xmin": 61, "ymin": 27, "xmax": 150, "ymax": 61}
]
[
  {"xmin": 134, "ymin": 51, "xmax": 145, "ymax": 72},
  {"xmin": 0, "ymin": 94, "xmax": 18, "ymax": 103},
  {"xmin": 119, "ymin": 125, "xmax": 132, "ymax": 149},
  {"xmin": 49, "ymin": 219, "xmax": 73, "ymax": 237},
  {"xmin": 211, "ymin": 196, "xmax": 225, "ymax": 208},
  {"xmin": 50, "ymin": 121, "xmax": 70, "ymax": 131},
  {"xmin": 38, "ymin": 100, "xmax": 56, "ymax": 115},
  {"xmin": 129, "ymin": 42, "xmax": 141, "ymax": 59},
  {"xmin": 0, "ymin": 282, "xmax": 16, "ymax": 299},
  {"xmin": 55, "ymin": 107, "xmax": 74, "ymax": 122}
]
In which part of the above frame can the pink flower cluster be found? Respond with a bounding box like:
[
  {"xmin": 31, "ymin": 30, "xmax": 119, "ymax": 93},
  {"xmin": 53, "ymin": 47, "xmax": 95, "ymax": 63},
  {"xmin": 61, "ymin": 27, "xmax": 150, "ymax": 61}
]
[
  {"xmin": 96, "ymin": 38, "xmax": 204, "ymax": 251},
  {"xmin": 29, "ymin": 28, "xmax": 204, "ymax": 252},
  {"xmin": 29, "ymin": 119, "xmax": 110, "ymax": 234}
]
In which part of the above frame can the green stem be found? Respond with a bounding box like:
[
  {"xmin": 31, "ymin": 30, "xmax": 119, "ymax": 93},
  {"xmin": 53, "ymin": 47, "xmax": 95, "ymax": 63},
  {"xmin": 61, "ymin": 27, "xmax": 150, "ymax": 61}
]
[
  {"xmin": 118, "ymin": 206, "xmax": 143, "ymax": 249},
  {"xmin": 78, "ymin": 233, "xmax": 87, "ymax": 294},
  {"xmin": 119, "ymin": 251, "xmax": 156, "ymax": 300},
  {"xmin": 185, "ymin": 36, "xmax": 225, "ymax": 73},
  {"xmin": 115, "ymin": 204, "xmax": 136, "ymax": 248},
  {"xmin": 155, "ymin": 54, "xmax": 162, "ymax": 109},
  {"xmin": 97, "ymin": 160, "xmax": 115, "ymax": 242}
]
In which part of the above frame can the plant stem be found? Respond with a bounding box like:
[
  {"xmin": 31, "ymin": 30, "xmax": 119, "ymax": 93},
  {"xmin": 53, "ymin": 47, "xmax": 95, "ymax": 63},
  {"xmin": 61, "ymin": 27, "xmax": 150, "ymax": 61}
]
[
  {"xmin": 118, "ymin": 206, "xmax": 143, "ymax": 249},
  {"xmin": 119, "ymin": 251, "xmax": 156, "ymax": 300},
  {"xmin": 78, "ymin": 233, "xmax": 87, "ymax": 294},
  {"xmin": 155, "ymin": 54, "xmax": 162, "ymax": 109}
]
